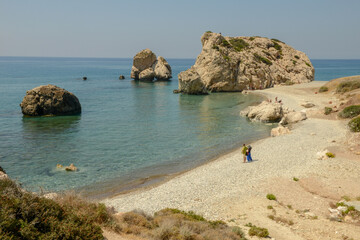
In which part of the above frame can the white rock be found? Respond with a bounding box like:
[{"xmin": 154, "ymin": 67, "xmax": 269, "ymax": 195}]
[
  {"xmin": 271, "ymin": 126, "xmax": 291, "ymax": 137},
  {"xmin": 280, "ymin": 111, "xmax": 307, "ymax": 125}
]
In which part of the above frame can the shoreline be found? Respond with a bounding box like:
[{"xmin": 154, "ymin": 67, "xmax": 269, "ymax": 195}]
[
  {"xmin": 103, "ymin": 80, "xmax": 360, "ymax": 239},
  {"xmin": 83, "ymin": 119, "xmax": 272, "ymax": 200},
  {"xmin": 99, "ymin": 82, "xmax": 325, "ymax": 200}
]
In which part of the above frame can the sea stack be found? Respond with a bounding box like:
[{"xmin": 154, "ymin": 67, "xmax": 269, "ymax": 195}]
[
  {"xmin": 130, "ymin": 49, "xmax": 172, "ymax": 81},
  {"xmin": 178, "ymin": 32, "xmax": 315, "ymax": 94},
  {"xmin": 20, "ymin": 84, "xmax": 81, "ymax": 116}
]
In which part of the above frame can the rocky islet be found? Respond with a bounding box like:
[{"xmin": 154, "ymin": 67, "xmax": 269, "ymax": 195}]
[
  {"xmin": 130, "ymin": 49, "xmax": 172, "ymax": 81},
  {"xmin": 178, "ymin": 32, "xmax": 314, "ymax": 94}
]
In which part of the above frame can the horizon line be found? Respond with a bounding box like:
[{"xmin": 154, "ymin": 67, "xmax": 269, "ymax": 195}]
[{"xmin": 1, "ymin": 55, "xmax": 360, "ymax": 60}]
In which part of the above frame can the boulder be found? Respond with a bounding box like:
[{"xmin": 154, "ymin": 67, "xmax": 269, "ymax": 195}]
[
  {"xmin": 178, "ymin": 32, "xmax": 314, "ymax": 94},
  {"xmin": 271, "ymin": 126, "xmax": 291, "ymax": 137},
  {"xmin": 130, "ymin": 49, "xmax": 171, "ymax": 81},
  {"xmin": 20, "ymin": 85, "xmax": 81, "ymax": 116},
  {"xmin": 154, "ymin": 56, "xmax": 172, "ymax": 80},
  {"xmin": 139, "ymin": 68, "xmax": 155, "ymax": 81},
  {"xmin": 132, "ymin": 49, "xmax": 157, "ymax": 72},
  {"xmin": 241, "ymin": 101, "xmax": 283, "ymax": 122},
  {"xmin": 178, "ymin": 67, "xmax": 207, "ymax": 95},
  {"xmin": 280, "ymin": 111, "xmax": 307, "ymax": 125}
]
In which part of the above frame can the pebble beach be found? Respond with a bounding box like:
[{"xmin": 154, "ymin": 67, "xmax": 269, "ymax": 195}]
[{"xmin": 104, "ymin": 81, "xmax": 360, "ymax": 240}]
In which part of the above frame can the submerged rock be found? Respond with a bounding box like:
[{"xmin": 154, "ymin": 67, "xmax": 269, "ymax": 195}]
[
  {"xmin": 20, "ymin": 84, "xmax": 81, "ymax": 116},
  {"xmin": 178, "ymin": 32, "xmax": 314, "ymax": 94},
  {"xmin": 65, "ymin": 163, "xmax": 77, "ymax": 172},
  {"xmin": 130, "ymin": 49, "xmax": 172, "ymax": 81}
]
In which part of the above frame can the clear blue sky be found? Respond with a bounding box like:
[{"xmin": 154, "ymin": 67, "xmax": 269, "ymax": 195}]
[{"xmin": 1, "ymin": 0, "xmax": 359, "ymax": 59}]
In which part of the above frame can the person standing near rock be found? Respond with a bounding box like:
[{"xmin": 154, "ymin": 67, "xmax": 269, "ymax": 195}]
[{"xmin": 241, "ymin": 144, "xmax": 248, "ymax": 163}]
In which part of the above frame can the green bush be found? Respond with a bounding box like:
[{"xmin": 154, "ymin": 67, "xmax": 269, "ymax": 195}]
[
  {"xmin": 254, "ymin": 53, "xmax": 272, "ymax": 65},
  {"xmin": 348, "ymin": 116, "xmax": 360, "ymax": 132},
  {"xmin": 271, "ymin": 41, "xmax": 282, "ymax": 51},
  {"xmin": 305, "ymin": 61, "xmax": 311, "ymax": 67},
  {"xmin": 221, "ymin": 39, "xmax": 231, "ymax": 48},
  {"xmin": 336, "ymin": 80, "xmax": 360, "ymax": 93},
  {"xmin": 249, "ymin": 37, "xmax": 255, "ymax": 41},
  {"xmin": 223, "ymin": 55, "xmax": 230, "ymax": 61},
  {"xmin": 338, "ymin": 105, "xmax": 360, "ymax": 118},
  {"xmin": 326, "ymin": 152, "xmax": 335, "ymax": 158},
  {"xmin": 319, "ymin": 86, "xmax": 329, "ymax": 92},
  {"xmin": 212, "ymin": 45, "xmax": 219, "ymax": 51},
  {"xmin": 293, "ymin": 177, "xmax": 299, "ymax": 181},
  {"xmin": 294, "ymin": 55, "xmax": 300, "ymax": 59},
  {"xmin": 324, "ymin": 107, "xmax": 332, "ymax": 115},
  {"xmin": 206, "ymin": 31, "xmax": 212, "ymax": 33},
  {"xmin": 248, "ymin": 225, "xmax": 269, "ymax": 238},
  {"xmin": 292, "ymin": 60, "xmax": 297, "ymax": 65},
  {"xmin": 229, "ymin": 38, "xmax": 249, "ymax": 52},
  {"xmin": 0, "ymin": 178, "xmax": 118, "ymax": 240},
  {"xmin": 266, "ymin": 194, "xmax": 277, "ymax": 201}
]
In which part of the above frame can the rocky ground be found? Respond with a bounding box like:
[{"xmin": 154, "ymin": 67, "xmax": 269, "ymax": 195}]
[{"xmin": 104, "ymin": 81, "xmax": 360, "ymax": 240}]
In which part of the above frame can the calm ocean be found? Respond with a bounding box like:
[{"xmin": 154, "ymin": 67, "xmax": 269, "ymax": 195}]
[{"xmin": 0, "ymin": 57, "xmax": 359, "ymax": 197}]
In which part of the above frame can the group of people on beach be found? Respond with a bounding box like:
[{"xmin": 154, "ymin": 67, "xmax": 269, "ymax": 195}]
[{"xmin": 241, "ymin": 144, "xmax": 252, "ymax": 163}]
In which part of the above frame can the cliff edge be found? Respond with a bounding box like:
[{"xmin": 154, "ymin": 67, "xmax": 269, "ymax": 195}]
[{"xmin": 178, "ymin": 32, "xmax": 314, "ymax": 94}]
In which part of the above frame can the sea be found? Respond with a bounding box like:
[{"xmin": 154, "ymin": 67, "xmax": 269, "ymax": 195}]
[{"xmin": 0, "ymin": 58, "xmax": 359, "ymax": 198}]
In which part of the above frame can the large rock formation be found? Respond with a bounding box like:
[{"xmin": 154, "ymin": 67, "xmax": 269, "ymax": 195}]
[
  {"xmin": 20, "ymin": 85, "xmax": 81, "ymax": 116},
  {"xmin": 130, "ymin": 49, "xmax": 172, "ymax": 81},
  {"xmin": 178, "ymin": 32, "xmax": 314, "ymax": 94}
]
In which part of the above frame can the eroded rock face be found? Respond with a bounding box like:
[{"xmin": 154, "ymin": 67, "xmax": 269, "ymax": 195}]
[
  {"xmin": 130, "ymin": 49, "xmax": 172, "ymax": 81},
  {"xmin": 20, "ymin": 85, "xmax": 81, "ymax": 116},
  {"xmin": 179, "ymin": 32, "xmax": 314, "ymax": 94},
  {"xmin": 178, "ymin": 67, "xmax": 207, "ymax": 95},
  {"xmin": 154, "ymin": 56, "xmax": 172, "ymax": 80}
]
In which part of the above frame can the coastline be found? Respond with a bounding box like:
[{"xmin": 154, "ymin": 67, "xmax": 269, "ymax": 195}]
[{"xmin": 103, "ymin": 81, "xmax": 360, "ymax": 239}]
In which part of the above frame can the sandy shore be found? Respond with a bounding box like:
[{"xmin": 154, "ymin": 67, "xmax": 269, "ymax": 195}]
[{"xmin": 103, "ymin": 81, "xmax": 360, "ymax": 240}]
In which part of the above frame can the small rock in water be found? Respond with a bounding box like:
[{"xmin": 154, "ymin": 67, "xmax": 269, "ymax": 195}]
[
  {"xmin": 173, "ymin": 89, "xmax": 181, "ymax": 94},
  {"xmin": 56, "ymin": 164, "xmax": 63, "ymax": 168},
  {"xmin": 83, "ymin": 76, "xmax": 87, "ymax": 80},
  {"xmin": 119, "ymin": 75, "xmax": 125, "ymax": 80},
  {"xmin": 65, "ymin": 163, "xmax": 77, "ymax": 172}
]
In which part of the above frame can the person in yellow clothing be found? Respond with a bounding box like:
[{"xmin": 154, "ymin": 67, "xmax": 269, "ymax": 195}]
[{"xmin": 241, "ymin": 144, "xmax": 248, "ymax": 163}]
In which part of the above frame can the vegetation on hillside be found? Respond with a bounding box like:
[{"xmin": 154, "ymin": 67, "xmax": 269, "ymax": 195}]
[
  {"xmin": 336, "ymin": 80, "xmax": 360, "ymax": 93},
  {"xmin": 348, "ymin": 116, "xmax": 360, "ymax": 132},
  {"xmin": 0, "ymin": 178, "xmax": 116, "ymax": 239},
  {"xmin": 338, "ymin": 105, "xmax": 360, "ymax": 118},
  {"xmin": 0, "ymin": 178, "xmax": 249, "ymax": 239}
]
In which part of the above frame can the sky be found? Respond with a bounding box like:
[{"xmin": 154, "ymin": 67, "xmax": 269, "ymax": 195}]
[{"xmin": 1, "ymin": 0, "xmax": 360, "ymax": 59}]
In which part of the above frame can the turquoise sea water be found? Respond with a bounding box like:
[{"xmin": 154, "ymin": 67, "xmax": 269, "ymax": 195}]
[{"xmin": 0, "ymin": 58, "xmax": 359, "ymax": 196}]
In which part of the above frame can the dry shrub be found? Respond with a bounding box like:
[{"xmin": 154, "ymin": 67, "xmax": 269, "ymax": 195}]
[{"xmin": 118, "ymin": 208, "xmax": 247, "ymax": 240}]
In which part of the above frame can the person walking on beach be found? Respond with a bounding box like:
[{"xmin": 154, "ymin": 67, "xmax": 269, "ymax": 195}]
[
  {"xmin": 241, "ymin": 144, "xmax": 248, "ymax": 163},
  {"xmin": 246, "ymin": 145, "xmax": 253, "ymax": 162}
]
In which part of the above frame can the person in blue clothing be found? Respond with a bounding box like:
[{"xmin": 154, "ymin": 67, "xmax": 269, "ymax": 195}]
[{"xmin": 246, "ymin": 145, "xmax": 253, "ymax": 162}]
